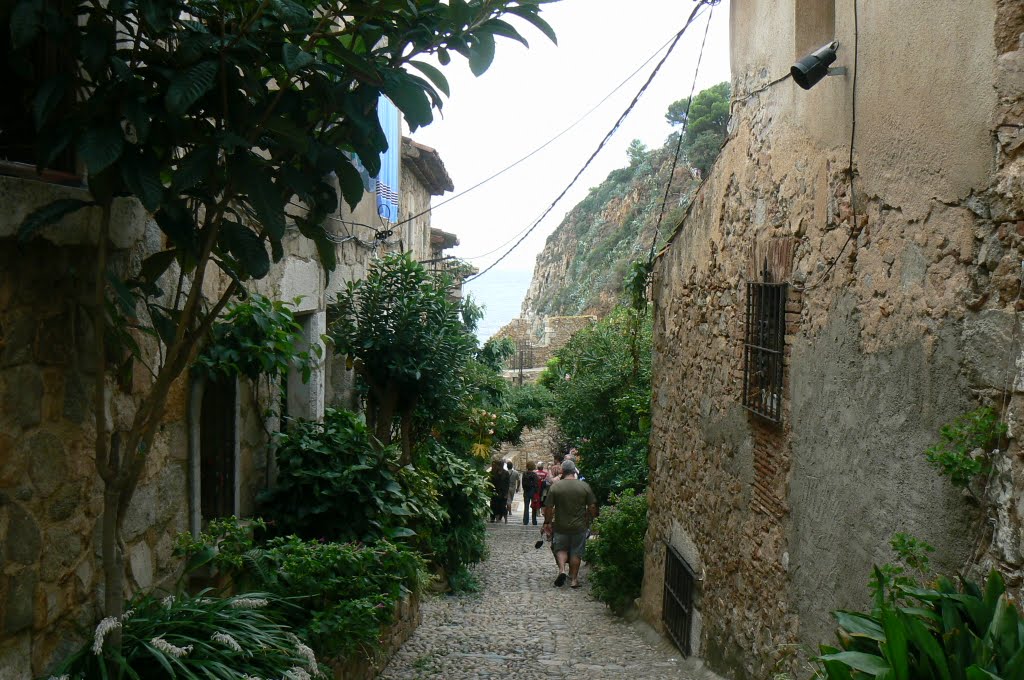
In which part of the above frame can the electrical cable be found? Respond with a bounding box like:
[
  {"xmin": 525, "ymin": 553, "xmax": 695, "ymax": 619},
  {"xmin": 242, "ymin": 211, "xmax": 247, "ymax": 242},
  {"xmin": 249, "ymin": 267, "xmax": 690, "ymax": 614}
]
[
  {"xmin": 729, "ymin": 73, "xmax": 793, "ymax": 116},
  {"xmin": 392, "ymin": 22, "xmax": 699, "ymax": 240},
  {"xmin": 646, "ymin": 3, "xmax": 714, "ymax": 265},
  {"xmin": 464, "ymin": 0, "xmax": 718, "ymax": 283},
  {"xmin": 794, "ymin": 0, "xmax": 859, "ymax": 293}
]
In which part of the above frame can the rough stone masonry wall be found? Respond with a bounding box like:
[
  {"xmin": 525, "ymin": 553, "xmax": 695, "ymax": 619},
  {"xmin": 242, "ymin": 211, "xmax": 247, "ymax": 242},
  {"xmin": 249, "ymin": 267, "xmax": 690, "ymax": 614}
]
[
  {"xmin": 641, "ymin": 3, "xmax": 1024, "ymax": 678},
  {"xmin": 494, "ymin": 419, "xmax": 561, "ymax": 472},
  {"xmin": 492, "ymin": 315, "xmax": 597, "ymax": 369},
  {"xmin": 0, "ymin": 238, "xmax": 190, "ymax": 677}
]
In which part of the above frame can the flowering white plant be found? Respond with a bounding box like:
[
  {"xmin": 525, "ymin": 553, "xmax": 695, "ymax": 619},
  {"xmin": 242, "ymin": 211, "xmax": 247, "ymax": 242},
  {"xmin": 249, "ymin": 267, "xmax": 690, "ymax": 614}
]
[
  {"xmin": 150, "ymin": 636, "xmax": 193, "ymax": 658},
  {"xmin": 91, "ymin": 617, "xmax": 121, "ymax": 655}
]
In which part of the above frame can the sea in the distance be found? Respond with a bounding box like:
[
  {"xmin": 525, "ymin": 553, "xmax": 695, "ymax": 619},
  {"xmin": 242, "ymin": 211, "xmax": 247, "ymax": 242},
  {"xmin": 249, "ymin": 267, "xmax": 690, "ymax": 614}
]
[{"xmin": 463, "ymin": 269, "xmax": 533, "ymax": 343}]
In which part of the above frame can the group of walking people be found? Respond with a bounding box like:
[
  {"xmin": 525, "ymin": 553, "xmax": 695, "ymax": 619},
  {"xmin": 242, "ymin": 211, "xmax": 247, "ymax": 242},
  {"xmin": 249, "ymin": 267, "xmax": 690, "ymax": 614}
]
[{"xmin": 488, "ymin": 454, "xmax": 598, "ymax": 589}]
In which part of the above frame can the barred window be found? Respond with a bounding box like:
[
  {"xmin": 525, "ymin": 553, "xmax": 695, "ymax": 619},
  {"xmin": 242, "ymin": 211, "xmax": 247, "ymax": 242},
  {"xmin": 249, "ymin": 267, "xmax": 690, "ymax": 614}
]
[{"xmin": 742, "ymin": 265, "xmax": 787, "ymax": 424}]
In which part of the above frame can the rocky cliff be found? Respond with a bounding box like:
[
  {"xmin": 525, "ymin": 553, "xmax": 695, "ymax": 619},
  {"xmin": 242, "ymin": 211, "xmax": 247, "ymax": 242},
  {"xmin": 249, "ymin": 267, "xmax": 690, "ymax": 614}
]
[{"xmin": 520, "ymin": 139, "xmax": 700, "ymax": 319}]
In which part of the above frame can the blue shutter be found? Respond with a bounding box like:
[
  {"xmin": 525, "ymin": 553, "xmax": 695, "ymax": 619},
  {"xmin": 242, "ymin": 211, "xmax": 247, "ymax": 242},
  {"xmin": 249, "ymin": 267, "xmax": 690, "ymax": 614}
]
[{"xmin": 375, "ymin": 96, "xmax": 401, "ymax": 222}]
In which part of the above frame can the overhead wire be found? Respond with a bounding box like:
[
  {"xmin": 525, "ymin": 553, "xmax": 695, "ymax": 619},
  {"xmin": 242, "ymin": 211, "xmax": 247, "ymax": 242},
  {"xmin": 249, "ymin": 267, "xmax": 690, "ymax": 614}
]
[
  {"xmin": 645, "ymin": 2, "xmax": 715, "ymax": 265},
  {"xmin": 394, "ymin": 22, "xmax": 698, "ymax": 241},
  {"xmin": 464, "ymin": 0, "xmax": 719, "ymax": 283}
]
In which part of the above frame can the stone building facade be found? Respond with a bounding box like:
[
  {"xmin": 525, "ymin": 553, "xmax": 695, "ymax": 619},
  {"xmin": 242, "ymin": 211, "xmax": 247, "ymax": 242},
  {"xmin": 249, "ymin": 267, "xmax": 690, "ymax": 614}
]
[
  {"xmin": 0, "ymin": 129, "xmax": 457, "ymax": 676},
  {"xmin": 493, "ymin": 315, "xmax": 598, "ymax": 372},
  {"xmin": 641, "ymin": 1, "xmax": 1024, "ymax": 678}
]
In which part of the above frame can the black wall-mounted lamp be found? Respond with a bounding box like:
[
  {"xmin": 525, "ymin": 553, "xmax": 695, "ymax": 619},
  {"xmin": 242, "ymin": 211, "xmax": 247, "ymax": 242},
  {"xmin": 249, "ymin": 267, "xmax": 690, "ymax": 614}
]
[{"xmin": 791, "ymin": 41, "xmax": 847, "ymax": 90}]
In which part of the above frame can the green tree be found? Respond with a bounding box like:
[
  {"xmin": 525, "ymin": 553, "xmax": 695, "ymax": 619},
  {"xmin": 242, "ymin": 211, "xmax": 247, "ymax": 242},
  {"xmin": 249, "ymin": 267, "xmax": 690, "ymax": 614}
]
[
  {"xmin": 329, "ymin": 252, "xmax": 478, "ymax": 464},
  {"xmin": 665, "ymin": 81, "xmax": 731, "ymax": 175},
  {"xmin": 541, "ymin": 306, "xmax": 652, "ymax": 502},
  {"xmin": 8, "ymin": 0, "xmax": 556, "ymax": 631},
  {"xmin": 626, "ymin": 138, "xmax": 649, "ymax": 167}
]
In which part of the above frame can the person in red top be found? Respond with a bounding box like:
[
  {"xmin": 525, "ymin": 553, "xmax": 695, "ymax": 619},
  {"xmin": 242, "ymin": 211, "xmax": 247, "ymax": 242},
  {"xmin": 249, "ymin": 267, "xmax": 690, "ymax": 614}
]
[{"xmin": 525, "ymin": 462, "xmax": 547, "ymax": 525}]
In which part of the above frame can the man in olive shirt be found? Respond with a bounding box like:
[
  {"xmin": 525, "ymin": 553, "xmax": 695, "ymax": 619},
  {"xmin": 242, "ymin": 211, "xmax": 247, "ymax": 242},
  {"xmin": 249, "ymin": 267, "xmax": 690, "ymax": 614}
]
[{"xmin": 542, "ymin": 460, "xmax": 598, "ymax": 588}]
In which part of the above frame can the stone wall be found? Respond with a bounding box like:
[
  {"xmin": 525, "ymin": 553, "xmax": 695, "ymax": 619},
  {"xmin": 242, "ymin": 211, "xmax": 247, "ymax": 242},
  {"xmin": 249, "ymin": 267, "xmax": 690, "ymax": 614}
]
[
  {"xmin": 0, "ymin": 229, "xmax": 190, "ymax": 676},
  {"xmin": 330, "ymin": 593, "xmax": 421, "ymax": 680},
  {"xmin": 495, "ymin": 419, "xmax": 561, "ymax": 471},
  {"xmin": 0, "ymin": 133, "xmax": 451, "ymax": 676},
  {"xmin": 642, "ymin": 2, "xmax": 1024, "ymax": 678},
  {"xmin": 493, "ymin": 315, "xmax": 597, "ymax": 369}
]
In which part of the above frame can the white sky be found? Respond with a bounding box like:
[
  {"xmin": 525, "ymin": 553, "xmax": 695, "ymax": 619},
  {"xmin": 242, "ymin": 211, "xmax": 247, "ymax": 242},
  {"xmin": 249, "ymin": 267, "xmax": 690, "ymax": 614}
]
[{"xmin": 409, "ymin": 0, "xmax": 732, "ymax": 278}]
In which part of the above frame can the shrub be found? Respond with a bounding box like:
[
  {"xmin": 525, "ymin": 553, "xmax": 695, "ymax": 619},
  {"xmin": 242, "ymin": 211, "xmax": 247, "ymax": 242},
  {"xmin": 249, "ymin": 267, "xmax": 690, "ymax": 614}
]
[
  {"xmin": 414, "ymin": 440, "xmax": 490, "ymax": 583},
  {"xmin": 249, "ymin": 537, "xmax": 429, "ymax": 658},
  {"xmin": 51, "ymin": 590, "xmax": 319, "ymax": 679},
  {"xmin": 544, "ymin": 307, "xmax": 652, "ymax": 503},
  {"xmin": 867, "ymin": 532, "xmax": 935, "ymax": 607},
  {"xmin": 177, "ymin": 522, "xmax": 429, "ymax": 660},
  {"xmin": 818, "ymin": 569, "xmax": 1024, "ymax": 679},
  {"xmin": 498, "ymin": 383, "xmax": 554, "ymax": 444},
  {"xmin": 259, "ymin": 408, "xmax": 433, "ymax": 543},
  {"xmin": 584, "ymin": 490, "xmax": 648, "ymax": 614}
]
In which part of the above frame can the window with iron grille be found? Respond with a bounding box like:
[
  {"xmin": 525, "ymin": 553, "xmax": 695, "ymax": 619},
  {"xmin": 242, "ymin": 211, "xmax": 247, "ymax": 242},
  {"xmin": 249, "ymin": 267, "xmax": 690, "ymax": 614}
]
[
  {"xmin": 662, "ymin": 544, "xmax": 696, "ymax": 656},
  {"xmin": 742, "ymin": 265, "xmax": 787, "ymax": 424}
]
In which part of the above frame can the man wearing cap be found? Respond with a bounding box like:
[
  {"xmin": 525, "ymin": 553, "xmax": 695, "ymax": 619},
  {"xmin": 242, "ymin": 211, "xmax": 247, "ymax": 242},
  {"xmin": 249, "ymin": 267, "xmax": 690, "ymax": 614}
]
[{"xmin": 542, "ymin": 459, "xmax": 598, "ymax": 588}]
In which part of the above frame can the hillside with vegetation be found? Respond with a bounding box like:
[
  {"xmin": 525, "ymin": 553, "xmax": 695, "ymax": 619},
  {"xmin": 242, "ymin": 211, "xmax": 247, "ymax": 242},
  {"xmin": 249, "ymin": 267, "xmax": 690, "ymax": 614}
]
[{"xmin": 521, "ymin": 83, "xmax": 729, "ymax": 319}]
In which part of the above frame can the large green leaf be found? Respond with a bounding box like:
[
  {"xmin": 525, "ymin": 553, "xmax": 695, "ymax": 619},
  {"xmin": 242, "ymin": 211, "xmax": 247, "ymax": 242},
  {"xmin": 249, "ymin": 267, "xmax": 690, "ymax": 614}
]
[
  {"xmin": 121, "ymin": 97, "xmax": 152, "ymax": 144},
  {"xmin": 165, "ymin": 60, "xmax": 218, "ymax": 115},
  {"xmin": 382, "ymin": 79, "xmax": 433, "ymax": 131},
  {"xmin": 138, "ymin": 249, "xmax": 177, "ymax": 284},
  {"xmin": 139, "ymin": 0, "xmax": 172, "ymax": 31},
  {"xmin": 230, "ymin": 155, "xmax": 285, "ymax": 240},
  {"xmin": 835, "ymin": 611, "xmax": 886, "ymax": 642},
  {"xmin": 881, "ymin": 609, "xmax": 909, "ymax": 680},
  {"xmin": 77, "ymin": 124, "xmax": 125, "ymax": 175},
  {"xmin": 282, "ymin": 43, "xmax": 314, "ymax": 73},
  {"xmin": 220, "ymin": 221, "xmax": 270, "ymax": 279},
  {"xmin": 903, "ymin": 612, "xmax": 951, "ymax": 680},
  {"xmin": 505, "ymin": 6, "xmax": 557, "ymax": 44},
  {"xmin": 18, "ymin": 198, "xmax": 95, "ymax": 241},
  {"xmin": 154, "ymin": 201, "xmax": 200, "ymax": 256},
  {"xmin": 818, "ymin": 651, "xmax": 892, "ymax": 676},
  {"xmin": 32, "ymin": 75, "xmax": 68, "ymax": 129},
  {"xmin": 335, "ymin": 156, "xmax": 367, "ymax": 211},
  {"xmin": 468, "ymin": 30, "xmax": 496, "ymax": 76},
  {"xmin": 987, "ymin": 596, "xmax": 1020, "ymax": 663},
  {"xmin": 293, "ymin": 216, "xmax": 336, "ymax": 273},
  {"xmin": 408, "ymin": 60, "xmax": 451, "ymax": 97},
  {"xmin": 119, "ymin": 151, "xmax": 164, "ymax": 211},
  {"xmin": 483, "ymin": 17, "xmax": 530, "ymax": 47},
  {"xmin": 172, "ymin": 146, "xmax": 218, "ymax": 192}
]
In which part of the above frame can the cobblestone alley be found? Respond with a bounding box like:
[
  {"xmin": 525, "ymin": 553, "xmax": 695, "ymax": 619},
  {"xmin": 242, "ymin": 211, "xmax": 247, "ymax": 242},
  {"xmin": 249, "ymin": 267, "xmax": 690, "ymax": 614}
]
[{"xmin": 380, "ymin": 496, "xmax": 720, "ymax": 680}]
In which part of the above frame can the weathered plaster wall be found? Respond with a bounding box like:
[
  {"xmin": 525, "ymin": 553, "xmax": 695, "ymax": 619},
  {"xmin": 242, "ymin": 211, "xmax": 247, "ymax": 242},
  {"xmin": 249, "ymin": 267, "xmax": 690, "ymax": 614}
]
[
  {"xmin": 788, "ymin": 295, "xmax": 976, "ymax": 646},
  {"xmin": 643, "ymin": 1, "xmax": 1020, "ymax": 678}
]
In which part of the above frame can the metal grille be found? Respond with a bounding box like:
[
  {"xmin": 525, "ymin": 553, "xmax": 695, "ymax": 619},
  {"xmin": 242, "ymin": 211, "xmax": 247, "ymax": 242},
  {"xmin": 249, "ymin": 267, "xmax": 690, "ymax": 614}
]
[
  {"xmin": 742, "ymin": 262, "xmax": 787, "ymax": 424},
  {"xmin": 514, "ymin": 341, "xmax": 534, "ymax": 385},
  {"xmin": 663, "ymin": 544, "xmax": 696, "ymax": 657}
]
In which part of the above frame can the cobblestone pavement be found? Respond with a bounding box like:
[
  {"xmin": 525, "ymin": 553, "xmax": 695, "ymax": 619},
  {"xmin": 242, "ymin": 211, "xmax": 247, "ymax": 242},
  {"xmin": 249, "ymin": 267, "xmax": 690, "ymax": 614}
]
[{"xmin": 380, "ymin": 496, "xmax": 717, "ymax": 680}]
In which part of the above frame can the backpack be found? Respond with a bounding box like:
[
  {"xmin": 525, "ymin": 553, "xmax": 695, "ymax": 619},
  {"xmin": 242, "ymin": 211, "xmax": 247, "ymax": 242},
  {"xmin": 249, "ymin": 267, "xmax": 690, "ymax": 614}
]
[{"xmin": 522, "ymin": 470, "xmax": 539, "ymax": 496}]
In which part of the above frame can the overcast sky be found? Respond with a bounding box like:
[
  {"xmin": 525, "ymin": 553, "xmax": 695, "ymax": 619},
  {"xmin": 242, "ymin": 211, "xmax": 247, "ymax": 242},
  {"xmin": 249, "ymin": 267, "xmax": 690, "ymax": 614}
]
[{"xmin": 409, "ymin": 0, "xmax": 732, "ymax": 278}]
